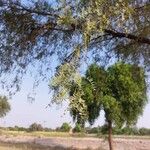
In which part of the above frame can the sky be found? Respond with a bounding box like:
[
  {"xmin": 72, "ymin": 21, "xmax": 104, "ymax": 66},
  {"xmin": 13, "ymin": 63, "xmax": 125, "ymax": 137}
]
[{"xmin": 0, "ymin": 74, "xmax": 150, "ymax": 129}]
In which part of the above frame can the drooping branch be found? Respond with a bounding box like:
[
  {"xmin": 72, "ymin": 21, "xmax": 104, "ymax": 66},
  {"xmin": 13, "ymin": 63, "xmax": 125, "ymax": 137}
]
[
  {"xmin": 12, "ymin": 3, "xmax": 60, "ymax": 18},
  {"xmin": 33, "ymin": 20, "xmax": 150, "ymax": 45},
  {"xmin": 104, "ymin": 29, "xmax": 150, "ymax": 45},
  {"xmin": 4, "ymin": 2, "xmax": 150, "ymax": 45},
  {"xmin": 33, "ymin": 21, "xmax": 150, "ymax": 45}
]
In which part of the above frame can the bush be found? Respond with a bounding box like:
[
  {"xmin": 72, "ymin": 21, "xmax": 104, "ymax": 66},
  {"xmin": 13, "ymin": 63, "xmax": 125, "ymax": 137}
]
[
  {"xmin": 101, "ymin": 124, "xmax": 108, "ymax": 134},
  {"xmin": 85, "ymin": 127, "xmax": 101, "ymax": 134},
  {"xmin": 120, "ymin": 127, "xmax": 138, "ymax": 135},
  {"xmin": 60, "ymin": 123, "xmax": 71, "ymax": 132},
  {"xmin": 139, "ymin": 128, "xmax": 150, "ymax": 135},
  {"xmin": 73, "ymin": 124, "xmax": 83, "ymax": 133},
  {"xmin": 44, "ymin": 127, "xmax": 53, "ymax": 132}
]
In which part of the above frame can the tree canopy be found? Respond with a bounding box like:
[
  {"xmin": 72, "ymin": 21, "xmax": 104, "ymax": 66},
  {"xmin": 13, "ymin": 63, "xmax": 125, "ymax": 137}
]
[
  {"xmin": 69, "ymin": 63, "xmax": 147, "ymax": 127},
  {"xmin": 28, "ymin": 122, "xmax": 43, "ymax": 132},
  {"xmin": 0, "ymin": 0, "xmax": 149, "ymax": 80},
  {"xmin": 106, "ymin": 63, "xmax": 147, "ymax": 126},
  {"xmin": 60, "ymin": 122, "xmax": 71, "ymax": 132}
]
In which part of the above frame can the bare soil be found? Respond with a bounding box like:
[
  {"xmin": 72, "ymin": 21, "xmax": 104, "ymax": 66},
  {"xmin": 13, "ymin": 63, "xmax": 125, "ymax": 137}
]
[{"xmin": 0, "ymin": 135, "xmax": 150, "ymax": 150}]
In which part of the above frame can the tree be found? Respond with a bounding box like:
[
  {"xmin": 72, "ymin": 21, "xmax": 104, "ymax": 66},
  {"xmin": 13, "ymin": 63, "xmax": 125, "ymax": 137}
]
[
  {"xmin": 60, "ymin": 122, "xmax": 71, "ymax": 132},
  {"xmin": 0, "ymin": 96, "xmax": 11, "ymax": 118},
  {"xmin": 139, "ymin": 128, "xmax": 150, "ymax": 135},
  {"xmin": 28, "ymin": 123, "xmax": 43, "ymax": 132},
  {"xmin": 104, "ymin": 63, "xmax": 147, "ymax": 150},
  {"xmin": 69, "ymin": 63, "xmax": 147, "ymax": 150}
]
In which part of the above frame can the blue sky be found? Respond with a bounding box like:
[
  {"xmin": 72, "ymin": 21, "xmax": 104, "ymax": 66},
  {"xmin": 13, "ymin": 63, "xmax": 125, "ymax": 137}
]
[{"xmin": 1, "ymin": 75, "xmax": 150, "ymax": 129}]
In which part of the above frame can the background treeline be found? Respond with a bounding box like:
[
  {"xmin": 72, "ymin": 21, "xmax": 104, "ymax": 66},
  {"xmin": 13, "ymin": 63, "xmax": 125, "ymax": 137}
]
[
  {"xmin": 0, "ymin": 123, "xmax": 150, "ymax": 136},
  {"xmin": 85, "ymin": 126, "xmax": 150, "ymax": 136}
]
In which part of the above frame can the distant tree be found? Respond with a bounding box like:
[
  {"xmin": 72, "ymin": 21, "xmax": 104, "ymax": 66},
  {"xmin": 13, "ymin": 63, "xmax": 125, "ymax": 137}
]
[
  {"xmin": 0, "ymin": 96, "xmax": 11, "ymax": 118},
  {"xmin": 44, "ymin": 127, "xmax": 53, "ymax": 132},
  {"xmin": 14, "ymin": 125, "xmax": 19, "ymax": 131},
  {"xmin": 139, "ymin": 128, "xmax": 150, "ymax": 135},
  {"xmin": 73, "ymin": 123, "xmax": 83, "ymax": 133},
  {"xmin": 55, "ymin": 127, "xmax": 61, "ymax": 132},
  {"xmin": 87, "ymin": 127, "xmax": 101, "ymax": 134},
  {"xmin": 113, "ymin": 126, "xmax": 139, "ymax": 135},
  {"xmin": 28, "ymin": 123, "xmax": 43, "ymax": 132},
  {"xmin": 60, "ymin": 122, "xmax": 71, "ymax": 132}
]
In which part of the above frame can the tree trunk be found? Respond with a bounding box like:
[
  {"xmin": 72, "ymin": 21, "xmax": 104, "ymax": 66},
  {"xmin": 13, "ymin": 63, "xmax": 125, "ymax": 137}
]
[{"xmin": 108, "ymin": 120, "xmax": 113, "ymax": 150}]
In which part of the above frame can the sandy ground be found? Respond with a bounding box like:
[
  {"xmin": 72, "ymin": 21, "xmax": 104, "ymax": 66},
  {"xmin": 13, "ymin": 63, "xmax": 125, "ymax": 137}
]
[{"xmin": 0, "ymin": 135, "xmax": 150, "ymax": 150}]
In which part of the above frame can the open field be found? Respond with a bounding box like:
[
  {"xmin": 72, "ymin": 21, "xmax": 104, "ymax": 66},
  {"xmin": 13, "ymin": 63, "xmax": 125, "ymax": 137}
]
[
  {"xmin": 1, "ymin": 130, "xmax": 150, "ymax": 139},
  {"xmin": 0, "ymin": 131, "xmax": 150, "ymax": 150}
]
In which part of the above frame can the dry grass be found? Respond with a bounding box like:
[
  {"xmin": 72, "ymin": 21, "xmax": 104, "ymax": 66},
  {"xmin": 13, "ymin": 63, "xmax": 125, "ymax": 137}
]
[
  {"xmin": 1, "ymin": 129, "xmax": 150, "ymax": 139},
  {"xmin": 0, "ymin": 130, "xmax": 69, "ymax": 137},
  {"xmin": 0, "ymin": 130, "xmax": 90, "ymax": 138}
]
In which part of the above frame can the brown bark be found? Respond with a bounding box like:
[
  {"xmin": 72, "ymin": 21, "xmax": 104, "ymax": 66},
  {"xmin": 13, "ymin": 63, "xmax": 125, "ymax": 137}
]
[
  {"xmin": 104, "ymin": 29, "xmax": 150, "ymax": 45},
  {"xmin": 108, "ymin": 120, "xmax": 114, "ymax": 150}
]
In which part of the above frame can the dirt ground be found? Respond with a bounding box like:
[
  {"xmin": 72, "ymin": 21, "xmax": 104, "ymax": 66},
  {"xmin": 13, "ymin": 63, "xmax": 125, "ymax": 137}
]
[{"xmin": 0, "ymin": 135, "xmax": 150, "ymax": 150}]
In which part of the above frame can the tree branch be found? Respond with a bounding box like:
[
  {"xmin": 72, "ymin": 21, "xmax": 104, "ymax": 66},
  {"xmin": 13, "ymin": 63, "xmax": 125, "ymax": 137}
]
[
  {"xmin": 104, "ymin": 29, "xmax": 150, "ymax": 45},
  {"xmin": 12, "ymin": 3, "xmax": 60, "ymax": 18},
  {"xmin": 7, "ymin": 2, "xmax": 150, "ymax": 45}
]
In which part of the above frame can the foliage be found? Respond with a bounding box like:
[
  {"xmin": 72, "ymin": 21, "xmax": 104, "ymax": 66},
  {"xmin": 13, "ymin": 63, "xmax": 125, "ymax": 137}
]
[
  {"xmin": 0, "ymin": 96, "xmax": 11, "ymax": 118},
  {"xmin": 51, "ymin": 62, "xmax": 88, "ymax": 119},
  {"xmin": 85, "ymin": 126, "xmax": 150, "ymax": 136},
  {"xmin": 139, "ymin": 128, "xmax": 150, "ymax": 136},
  {"xmin": 2, "ymin": 125, "xmax": 150, "ymax": 136},
  {"xmin": 70, "ymin": 64, "xmax": 107, "ymax": 126},
  {"xmin": 60, "ymin": 122, "xmax": 71, "ymax": 132},
  {"xmin": 8, "ymin": 126, "xmax": 27, "ymax": 132},
  {"xmin": 73, "ymin": 123, "xmax": 83, "ymax": 133},
  {"xmin": 106, "ymin": 63, "xmax": 147, "ymax": 126},
  {"xmin": 86, "ymin": 126, "xmax": 101, "ymax": 134}
]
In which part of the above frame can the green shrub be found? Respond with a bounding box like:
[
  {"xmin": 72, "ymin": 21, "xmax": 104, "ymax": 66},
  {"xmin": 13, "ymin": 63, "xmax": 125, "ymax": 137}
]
[
  {"xmin": 139, "ymin": 128, "xmax": 150, "ymax": 135},
  {"xmin": 73, "ymin": 124, "xmax": 83, "ymax": 133},
  {"xmin": 60, "ymin": 123, "xmax": 71, "ymax": 132},
  {"xmin": 86, "ymin": 127, "xmax": 101, "ymax": 134}
]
